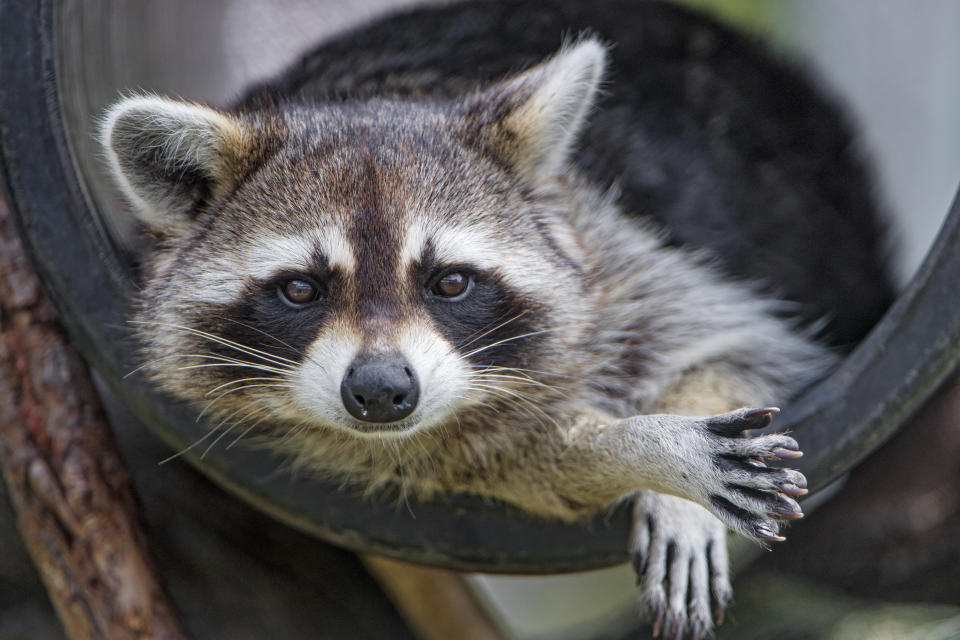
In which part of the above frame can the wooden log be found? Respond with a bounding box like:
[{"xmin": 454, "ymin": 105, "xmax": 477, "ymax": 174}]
[
  {"xmin": 0, "ymin": 198, "xmax": 186, "ymax": 640},
  {"xmin": 363, "ymin": 555, "xmax": 504, "ymax": 640}
]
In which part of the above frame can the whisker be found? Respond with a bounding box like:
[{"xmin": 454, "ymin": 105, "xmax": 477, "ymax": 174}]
[
  {"xmin": 129, "ymin": 351, "xmax": 285, "ymax": 378},
  {"xmin": 453, "ymin": 394, "xmax": 500, "ymax": 414},
  {"xmin": 481, "ymin": 395, "xmax": 552, "ymax": 430},
  {"xmin": 179, "ymin": 363, "xmax": 291, "ymax": 376},
  {"xmin": 177, "ymin": 362, "xmax": 287, "ymax": 379},
  {"xmin": 466, "ymin": 382, "xmax": 558, "ymax": 429},
  {"xmin": 210, "ymin": 315, "xmax": 304, "ymax": 358},
  {"xmin": 178, "ymin": 357, "xmax": 292, "ymax": 376},
  {"xmin": 470, "ymin": 378, "xmax": 559, "ymax": 399},
  {"xmin": 207, "ymin": 315, "xmax": 331, "ymax": 381},
  {"xmin": 201, "ymin": 423, "xmax": 238, "ymax": 460},
  {"xmin": 457, "ymin": 310, "xmax": 531, "ymax": 351},
  {"xmin": 208, "ymin": 397, "xmax": 267, "ymax": 432},
  {"xmin": 411, "ymin": 432, "xmax": 434, "ymax": 462},
  {"xmin": 471, "ymin": 364, "xmax": 579, "ymax": 380},
  {"xmin": 196, "ymin": 383, "xmax": 294, "ymax": 421},
  {"xmin": 203, "ymin": 403, "xmax": 271, "ymax": 458},
  {"xmin": 129, "ymin": 320, "xmax": 298, "ymax": 369},
  {"xmin": 278, "ymin": 419, "xmax": 311, "ymax": 445},
  {"xmin": 206, "ymin": 376, "xmax": 289, "ymax": 397},
  {"xmin": 470, "ymin": 372, "xmax": 555, "ymax": 389},
  {"xmin": 158, "ymin": 428, "xmax": 220, "ymax": 465},
  {"xmin": 208, "ymin": 383, "xmax": 295, "ymax": 402},
  {"xmin": 448, "ymin": 405, "xmax": 464, "ymax": 435},
  {"xmin": 227, "ymin": 410, "xmax": 275, "ymax": 449},
  {"xmin": 461, "ymin": 327, "xmax": 559, "ymax": 360},
  {"xmin": 124, "ymin": 352, "xmax": 186, "ymax": 378},
  {"xmin": 468, "ymin": 381, "xmax": 542, "ymax": 402},
  {"xmin": 455, "ymin": 309, "xmax": 519, "ymax": 348}
]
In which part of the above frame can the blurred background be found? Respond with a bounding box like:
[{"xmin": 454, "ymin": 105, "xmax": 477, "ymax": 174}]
[{"xmin": 3, "ymin": 1, "xmax": 959, "ymax": 638}]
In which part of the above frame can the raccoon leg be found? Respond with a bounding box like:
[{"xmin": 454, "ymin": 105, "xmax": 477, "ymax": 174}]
[
  {"xmin": 551, "ymin": 402, "xmax": 804, "ymax": 637},
  {"xmin": 630, "ymin": 491, "xmax": 729, "ymax": 639},
  {"xmin": 621, "ymin": 371, "xmax": 772, "ymax": 637},
  {"xmin": 602, "ymin": 407, "xmax": 803, "ymax": 639}
]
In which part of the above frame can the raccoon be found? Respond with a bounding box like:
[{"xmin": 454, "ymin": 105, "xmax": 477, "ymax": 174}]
[{"xmin": 99, "ymin": 1, "xmax": 892, "ymax": 637}]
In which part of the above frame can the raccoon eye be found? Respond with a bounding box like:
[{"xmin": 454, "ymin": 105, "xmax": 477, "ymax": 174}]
[
  {"xmin": 430, "ymin": 271, "xmax": 472, "ymax": 300},
  {"xmin": 279, "ymin": 278, "xmax": 319, "ymax": 306}
]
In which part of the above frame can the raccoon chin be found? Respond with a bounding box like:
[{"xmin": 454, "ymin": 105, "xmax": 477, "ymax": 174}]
[
  {"xmin": 311, "ymin": 404, "xmax": 455, "ymax": 441},
  {"xmin": 339, "ymin": 417, "xmax": 427, "ymax": 439}
]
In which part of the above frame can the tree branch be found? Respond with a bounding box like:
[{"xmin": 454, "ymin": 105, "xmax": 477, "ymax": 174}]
[{"xmin": 0, "ymin": 198, "xmax": 186, "ymax": 640}]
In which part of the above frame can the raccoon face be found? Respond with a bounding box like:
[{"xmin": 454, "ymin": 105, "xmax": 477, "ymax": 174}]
[{"xmin": 101, "ymin": 40, "xmax": 605, "ymax": 440}]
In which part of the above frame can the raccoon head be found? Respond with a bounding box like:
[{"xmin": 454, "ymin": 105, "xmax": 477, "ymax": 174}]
[{"xmin": 101, "ymin": 40, "xmax": 606, "ymax": 440}]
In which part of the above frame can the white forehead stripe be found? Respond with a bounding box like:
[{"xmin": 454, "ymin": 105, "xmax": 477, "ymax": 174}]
[
  {"xmin": 400, "ymin": 218, "xmax": 569, "ymax": 298},
  {"xmin": 245, "ymin": 225, "xmax": 355, "ymax": 278},
  {"xmin": 319, "ymin": 225, "xmax": 356, "ymax": 272},
  {"xmin": 401, "ymin": 219, "xmax": 499, "ymax": 270}
]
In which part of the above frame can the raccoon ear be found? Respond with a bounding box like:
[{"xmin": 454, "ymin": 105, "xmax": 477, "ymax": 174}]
[
  {"xmin": 100, "ymin": 95, "xmax": 253, "ymax": 233},
  {"xmin": 467, "ymin": 38, "xmax": 607, "ymax": 178}
]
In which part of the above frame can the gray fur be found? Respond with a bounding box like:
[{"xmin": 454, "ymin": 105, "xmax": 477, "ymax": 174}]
[{"xmin": 97, "ymin": 4, "xmax": 890, "ymax": 636}]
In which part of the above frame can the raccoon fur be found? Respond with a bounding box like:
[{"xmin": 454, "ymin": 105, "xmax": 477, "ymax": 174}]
[{"xmin": 99, "ymin": 1, "xmax": 892, "ymax": 637}]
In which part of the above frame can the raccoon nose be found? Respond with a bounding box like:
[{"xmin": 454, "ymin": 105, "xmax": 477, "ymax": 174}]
[{"xmin": 340, "ymin": 354, "xmax": 419, "ymax": 423}]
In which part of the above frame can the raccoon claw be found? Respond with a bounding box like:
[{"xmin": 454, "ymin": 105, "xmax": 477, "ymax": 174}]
[
  {"xmin": 631, "ymin": 492, "xmax": 730, "ymax": 640},
  {"xmin": 772, "ymin": 446, "xmax": 803, "ymax": 459},
  {"xmin": 650, "ymin": 602, "xmax": 664, "ymax": 637},
  {"xmin": 696, "ymin": 408, "xmax": 808, "ymax": 542},
  {"xmin": 712, "ymin": 602, "xmax": 725, "ymax": 626},
  {"xmin": 780, "ymin": 482, "xmax": 808, "ymax": 497},
  {"xmin": 688, "ymin": 617, "xmax": 706, "ymax": 640},
  {"xmin": 753, "ymin": 523, "xmax": 786, "ymax": 542},
  {"xmin": 773, "ymin": 496, "xmax": 804, "ymax": 519}
]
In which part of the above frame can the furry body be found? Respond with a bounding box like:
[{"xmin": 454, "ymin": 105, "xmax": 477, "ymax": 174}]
[{"xmin": 101, "ymin": 2, "xmax": 892, "ymax": 637}]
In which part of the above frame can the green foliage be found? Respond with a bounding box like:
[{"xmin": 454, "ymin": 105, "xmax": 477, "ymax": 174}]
[{"xmin": 677, "ymin": 0, "xmax": 777, "ymax": 35}]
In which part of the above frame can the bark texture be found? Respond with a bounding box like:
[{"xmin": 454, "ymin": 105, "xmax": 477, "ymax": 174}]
[{"xmin": 0, "ymin": 199, "xmax": 186, "ymax": 640}]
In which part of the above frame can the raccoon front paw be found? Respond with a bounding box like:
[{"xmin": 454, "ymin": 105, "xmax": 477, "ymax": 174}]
[
  {"xmin": 698, "ymin": 407, "xmax": 808, "ymax": 543},
  {"xmin": 630, "ymin": 491, "xmax": 730, "ymax": 640}
]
